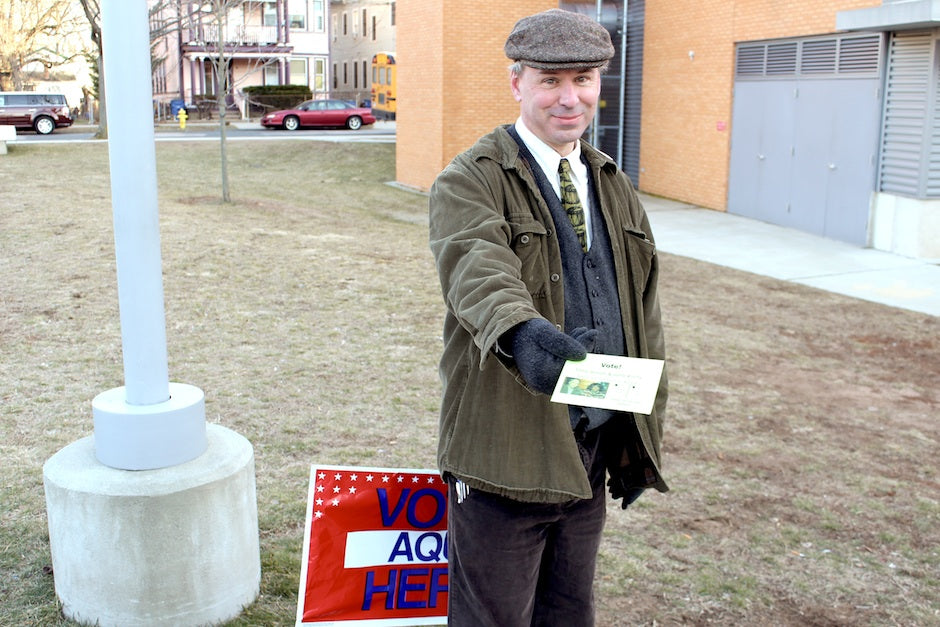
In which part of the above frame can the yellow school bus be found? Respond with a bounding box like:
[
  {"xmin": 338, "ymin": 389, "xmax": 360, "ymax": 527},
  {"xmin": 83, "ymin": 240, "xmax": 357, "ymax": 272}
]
[{"xmin": 371, "ymin": 52, "xmax": 396, "ymax": 120}]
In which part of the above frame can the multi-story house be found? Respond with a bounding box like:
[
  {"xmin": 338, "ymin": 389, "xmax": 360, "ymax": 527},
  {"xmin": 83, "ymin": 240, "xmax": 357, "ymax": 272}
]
[
  {"xmin": 328, "ymin": 0, "xmax": 396, "ymax": 107},
  {"xmin": 150, "ymin": 1, "xmax": 330, "ymax": 118}
]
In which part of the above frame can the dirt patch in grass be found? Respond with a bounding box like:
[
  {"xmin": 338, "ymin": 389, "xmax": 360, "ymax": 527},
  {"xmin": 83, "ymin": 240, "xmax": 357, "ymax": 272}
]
[{"xmin": 1, "ymin": 140, "xmax": 937, "ymax": 626}]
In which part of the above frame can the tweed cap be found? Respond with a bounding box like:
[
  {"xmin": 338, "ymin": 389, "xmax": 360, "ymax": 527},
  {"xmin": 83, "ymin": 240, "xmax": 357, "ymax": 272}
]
[{"xmin": 505, "ymin": 9, "xmax": 614, "ymax": 70}]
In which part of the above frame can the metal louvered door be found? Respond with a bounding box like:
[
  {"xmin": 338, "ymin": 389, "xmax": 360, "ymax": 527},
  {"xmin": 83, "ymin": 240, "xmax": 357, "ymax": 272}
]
[
  {"xmin": 879, "ymin": 30, "xmax": 935, "ymax": 198},
  {"xmin": 728, "ymin": 34, "xmax": 884, "ymax": 245}
]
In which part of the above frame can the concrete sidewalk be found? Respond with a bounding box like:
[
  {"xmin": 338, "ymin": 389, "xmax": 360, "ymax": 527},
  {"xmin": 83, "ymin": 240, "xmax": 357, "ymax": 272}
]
[{"xmin": 640, "ymin": 193, "xmax": 940, "ymax": 317}]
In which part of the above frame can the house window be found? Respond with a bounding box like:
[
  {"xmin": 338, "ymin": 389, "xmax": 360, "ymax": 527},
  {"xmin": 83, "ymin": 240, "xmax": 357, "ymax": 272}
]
[
  {"xmin": 343, "ymin": 62, "xmax": 348, "ymax": 85},
  {"xmin": 331, "ymin": 14, "xmax": 337, "ymax": 40},
  {"xmin": 343, "ymin": 12, "xmax": 348, "ymax": 36},
  {"xmin": 362, "ymin": 10, "xmax": 367, "ymax": 38},
  {"xmin": 372, "ymin": 15, "xmax": 376, "ymax": 41},
  {"xmin": 353, "ymin": 61, "xmax": 358, "ymax": 88},
  {"xmin": 263, "ymin": 2, "xmax": 276, "ymax": 27},
  {"xmin": 312, "ymin": 0, "xmax": 324, "ymax": 32},
  {"xmin": 290, "ymin": 13, "xmax": 305, "ymax": 30},
  {"xmin": 290, "ymin": 58, "xmax": 308, "ymax": 85},
  {"xmin": 352, "ymin": 10, "xmax": 359, "ymax": 37},
  {"xmin": 153, "ymin": 64, "xmax": 166, "ymax": 95},
  {"xmin": 264, "ymin": 64, "xmax": 279, "ymax": 86},
  {"xmin": 363, "ymin": 61, "xmax": 368, "ymax": 88},
  {"xmin": 313, "ymin": 58, "xmax": 326, "ymax": 91},
  {"xmin": 390, "ymin": 1, "xmax": 395, "ymax": 26},
  {"xmin": 332, "ymin": 63, "xmax": 337, "ymax": 88}
]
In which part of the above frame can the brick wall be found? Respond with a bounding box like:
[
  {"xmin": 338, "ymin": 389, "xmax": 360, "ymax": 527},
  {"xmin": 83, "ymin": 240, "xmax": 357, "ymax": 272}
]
[
  {"xmin": 396, "ymin": 0, "xmax": 553, "ymax": 191},
  {"xmin": 397, "ymin": 0, "xmax": 882, "ymax": 205},
  {"xmin": 640, "ymin": 0, "xmax": 881, "ymax": 210},
  {"xmin": 395, "ymin": 0, "xmax": 443, "ymax": 191}
]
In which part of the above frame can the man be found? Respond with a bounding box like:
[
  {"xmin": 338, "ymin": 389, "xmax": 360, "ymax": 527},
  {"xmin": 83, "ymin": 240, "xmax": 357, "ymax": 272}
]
[{"xmin": 428, "ymin": 9, "xmax": 669, "ymax": 626}]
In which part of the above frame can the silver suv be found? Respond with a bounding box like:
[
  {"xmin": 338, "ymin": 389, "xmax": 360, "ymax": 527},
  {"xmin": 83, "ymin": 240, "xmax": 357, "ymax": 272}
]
[{"xmin": 0, "ymin": 92, "xmax": 73, "ymax": 134}]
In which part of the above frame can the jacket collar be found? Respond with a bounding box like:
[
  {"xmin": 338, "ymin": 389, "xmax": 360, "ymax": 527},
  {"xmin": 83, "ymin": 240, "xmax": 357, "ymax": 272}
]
[{"xmin": 469, "ymin": 125, "xmax": 619, "ymax": 174}]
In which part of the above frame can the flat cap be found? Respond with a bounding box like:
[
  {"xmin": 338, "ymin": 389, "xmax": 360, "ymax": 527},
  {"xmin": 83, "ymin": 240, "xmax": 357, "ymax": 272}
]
[{"xmin": 505, "ymin": 9, "xmax": 614, "ymax": 70}]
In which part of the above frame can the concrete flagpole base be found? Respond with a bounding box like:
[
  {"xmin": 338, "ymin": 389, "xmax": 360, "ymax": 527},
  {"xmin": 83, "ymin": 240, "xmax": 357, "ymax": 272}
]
[{"xmin": 42, "ymin": 423, "xmax": 261, "ymax": 626}]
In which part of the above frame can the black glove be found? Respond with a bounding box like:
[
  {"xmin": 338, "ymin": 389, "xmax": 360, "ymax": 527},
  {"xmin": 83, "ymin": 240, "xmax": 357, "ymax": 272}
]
[
  {"xmin": 607, "ymin": 478, "xmax": 645, "ymax": 510},
  {"xmin": 508, "ymin": 319, "xmax": 598, "ymax": 394}
]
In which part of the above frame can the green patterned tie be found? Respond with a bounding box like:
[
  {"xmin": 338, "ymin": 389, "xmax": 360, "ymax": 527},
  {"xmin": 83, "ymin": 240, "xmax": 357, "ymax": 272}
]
[{"xmin": 558, "ymin": 158, "xmax": 588, "ymax": 252}]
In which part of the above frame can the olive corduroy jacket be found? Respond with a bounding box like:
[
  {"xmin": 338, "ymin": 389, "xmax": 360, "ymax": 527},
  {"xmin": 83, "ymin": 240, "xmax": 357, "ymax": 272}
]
[{"xmin": 428, "ymin": 125, "xmax": 669, "ymax": 504}]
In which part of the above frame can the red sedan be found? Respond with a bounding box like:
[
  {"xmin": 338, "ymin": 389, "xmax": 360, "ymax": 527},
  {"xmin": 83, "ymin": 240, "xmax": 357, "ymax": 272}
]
[{"xmin": 261, "ymin": 99, "xmax": 376, "ymax": 131}]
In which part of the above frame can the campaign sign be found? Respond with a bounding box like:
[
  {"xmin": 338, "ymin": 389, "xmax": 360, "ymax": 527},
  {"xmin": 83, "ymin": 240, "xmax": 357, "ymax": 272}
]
[{"xmin": 296, "ymin": 465, "xmax": 449, "ymax": 626}]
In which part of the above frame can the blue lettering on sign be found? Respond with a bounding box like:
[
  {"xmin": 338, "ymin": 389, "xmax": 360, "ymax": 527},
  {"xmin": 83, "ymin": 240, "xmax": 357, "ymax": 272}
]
[
  {"xmin": 362, "ymin": 566, "xmax": 449, "ymax": 611},
  {"xmin": 388, "ymin": 531, "xmax": 448, "ymax": 563},
  {"xmin": 362, "ymin": 569, "xmax": 397, "ymax": 610},
  {"xmin": 388, "ymin": 532, "xmax": 414, "ymax": 562},
  {"xmin": 415, "ymin": 531, "xmax": 446, "ymax": 562},
  {"xmin": 377, "ymin": 489, "xmax": 409, "ymax": 527},
  {"xmin": 397, "ymin": 568, "xmax": 426, "ymax": 609},
  {"xmin": 376, "ymin": 488, "xmax": 446, "ymax": 528},
  {"xmin": 427, "ymin": 566, "xmax": 448, "ymax": 608}
]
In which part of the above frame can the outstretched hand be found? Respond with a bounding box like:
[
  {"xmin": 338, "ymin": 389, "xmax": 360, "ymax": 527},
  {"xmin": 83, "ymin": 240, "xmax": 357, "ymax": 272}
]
[{"xmin": 509, "ymin": 319, "xmax": 598, "ymax": 394}]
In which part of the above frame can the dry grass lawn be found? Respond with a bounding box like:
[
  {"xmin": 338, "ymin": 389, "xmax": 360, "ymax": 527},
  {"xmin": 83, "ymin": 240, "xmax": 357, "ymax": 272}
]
[{"xmin": 0, "ymin": 139, "xmax": 937, "ymax": 626}]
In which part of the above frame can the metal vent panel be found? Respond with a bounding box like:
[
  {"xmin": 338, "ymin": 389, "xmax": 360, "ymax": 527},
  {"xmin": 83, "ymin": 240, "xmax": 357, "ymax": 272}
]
[
  {"xmin": 736, "ymin": 34, "xmax": 883, "ymax": 80},
  {"xmin": 879, "ymin": 30, "xmax": 934, "ymax": 196}
]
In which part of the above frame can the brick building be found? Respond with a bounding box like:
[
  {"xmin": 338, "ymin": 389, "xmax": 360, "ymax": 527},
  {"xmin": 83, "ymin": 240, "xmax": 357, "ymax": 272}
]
[{"xmin": 397, "ymin": 0, "xmax": 940, "ymax": 260}]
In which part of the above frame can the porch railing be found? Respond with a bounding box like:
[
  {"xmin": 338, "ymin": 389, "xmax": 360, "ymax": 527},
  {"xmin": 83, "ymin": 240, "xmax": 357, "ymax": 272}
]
[{"xmin": 185, "ymin": 24, "xmax": 278, "ymax": 46}]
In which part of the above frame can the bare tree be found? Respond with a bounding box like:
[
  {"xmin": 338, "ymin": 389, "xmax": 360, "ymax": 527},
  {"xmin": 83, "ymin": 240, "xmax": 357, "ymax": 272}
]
[
  {"xmin": 181, "ymin": 0, "xmax": 275, "ymax": 203},
  {"xmin": 79, "ymin": 0, "xmax": 175, "ymax": 140},
  {"xmin": 77, "ymin": 0, "xmax": 106, "ymax": 137},
  {"xmin": 0, "ymin": 0, "xmax": 88, "ymax": 91},
  {"xmin": 82, "ymin": 0, "xmax": 278, "ymax": 203},
  {"xmin": 201, "ymin": 0, "xmax": 239, "ymax": 203}
]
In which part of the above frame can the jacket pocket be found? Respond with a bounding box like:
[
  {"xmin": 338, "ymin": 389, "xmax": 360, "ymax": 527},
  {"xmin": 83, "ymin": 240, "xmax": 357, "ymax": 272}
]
[
  {"xmin": 622, "ymin": 226, "xmax": 655, "ymax": 293},
  {"xmin": 509, "ymin": 220, "xmax": 549, "ymax": 299}
]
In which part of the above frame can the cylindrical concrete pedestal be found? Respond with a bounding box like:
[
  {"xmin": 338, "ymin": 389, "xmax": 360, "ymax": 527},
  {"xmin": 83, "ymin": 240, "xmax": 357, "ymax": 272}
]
[{"xmin": 43, "ymin": 424, "xmax": 261, "ymax": 626}]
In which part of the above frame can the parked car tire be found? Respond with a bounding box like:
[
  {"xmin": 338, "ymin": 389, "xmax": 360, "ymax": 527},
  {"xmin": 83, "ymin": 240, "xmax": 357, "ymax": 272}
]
[
  {"xmin": 283, "ymin": 115, "xmax": 300, "ymax": 131},
  {"xmin": 33, "ymin": 115, "xmax": 56, "ymax": 135},
  {"xmin": 346, "ymin": 115, "xmax": 362, "ymax": 130}
]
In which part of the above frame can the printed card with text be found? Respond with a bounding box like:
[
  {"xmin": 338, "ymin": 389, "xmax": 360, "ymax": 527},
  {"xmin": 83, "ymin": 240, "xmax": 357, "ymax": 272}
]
[{"xmin": 551, "ymin": 354, "xmax": 665, "ymax": 415}]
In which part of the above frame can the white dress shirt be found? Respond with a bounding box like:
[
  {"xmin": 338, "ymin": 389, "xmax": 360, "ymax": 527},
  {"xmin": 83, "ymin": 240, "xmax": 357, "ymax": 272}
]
[{"xmin": 514, "ymin": 118, "xmax": 593, "ymax": 250}]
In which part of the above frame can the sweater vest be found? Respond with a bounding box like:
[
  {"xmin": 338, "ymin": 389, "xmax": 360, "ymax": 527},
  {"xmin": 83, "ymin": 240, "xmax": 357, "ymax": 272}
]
[{"xmin": 508, "ymin": 128, "xmax": 626, "ymax": 431}]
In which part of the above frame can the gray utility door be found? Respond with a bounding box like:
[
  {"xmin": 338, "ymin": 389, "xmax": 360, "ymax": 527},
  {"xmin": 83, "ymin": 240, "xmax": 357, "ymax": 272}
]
[{"xmin": 728, "ymin": 35, "xmax": 884, "ymax": 246}]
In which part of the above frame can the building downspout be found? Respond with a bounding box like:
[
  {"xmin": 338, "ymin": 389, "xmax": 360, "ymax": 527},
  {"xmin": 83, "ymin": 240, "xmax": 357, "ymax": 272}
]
[{"xmin": 618, "ymin": 0, "xmax": 628, "ymax": 170}]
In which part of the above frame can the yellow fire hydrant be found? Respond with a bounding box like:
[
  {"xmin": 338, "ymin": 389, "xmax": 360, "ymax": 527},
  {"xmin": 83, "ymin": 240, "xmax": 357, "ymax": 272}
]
[{"xmin": 176, "ymin": 107, "xmax": 188, "ymax": 130}]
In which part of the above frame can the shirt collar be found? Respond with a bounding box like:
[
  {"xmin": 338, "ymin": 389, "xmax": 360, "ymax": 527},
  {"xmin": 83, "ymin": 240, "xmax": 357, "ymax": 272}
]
[{"xmin": 514, "ymin": 118, "xmax": 583, "ymax": 185}]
